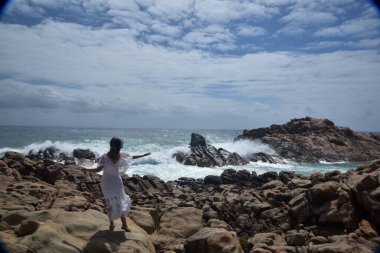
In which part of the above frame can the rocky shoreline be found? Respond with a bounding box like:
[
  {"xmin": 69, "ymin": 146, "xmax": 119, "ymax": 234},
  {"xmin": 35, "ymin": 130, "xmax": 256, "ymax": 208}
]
[{"xmin": 1, "ymin": 150, "xmax": 380, "ymax": 253}]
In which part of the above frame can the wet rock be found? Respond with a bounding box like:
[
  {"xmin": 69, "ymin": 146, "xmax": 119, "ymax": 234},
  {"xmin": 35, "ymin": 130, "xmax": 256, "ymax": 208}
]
[
  {"xmin": 173, "ymin": 134, "xmax": 249, "ymax": 167},
  {"xmin": 73, "ymin": 148, "xmax": 95, "ymax": 160},
  {"xmin": 248, "ymin": 152, "xmax": 279, "ymax": 163},
  {"xmin": 190, "ymin": 133, "xmax": 207, "ymax": 147},
  {"xmin": 27, "ymin": 147, "xmax": 58, "ymax": 160}
]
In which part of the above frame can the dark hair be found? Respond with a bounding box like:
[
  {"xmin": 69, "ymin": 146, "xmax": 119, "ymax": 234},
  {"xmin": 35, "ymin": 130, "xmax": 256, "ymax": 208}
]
[{"xmin": 110, "ymin": 137, "xmax": 123, "ymax": 152}]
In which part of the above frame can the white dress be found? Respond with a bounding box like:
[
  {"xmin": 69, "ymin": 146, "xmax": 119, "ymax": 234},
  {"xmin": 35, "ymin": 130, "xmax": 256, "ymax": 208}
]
[{"xmin": 98, "ymin": 152, "xmax": 132, "ymax": 221}]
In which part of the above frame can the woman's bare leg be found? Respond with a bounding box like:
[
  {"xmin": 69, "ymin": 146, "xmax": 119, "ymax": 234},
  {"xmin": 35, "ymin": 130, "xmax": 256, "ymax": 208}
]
[
  {"xmin": 121, "ymin": 216, "xmax": 131, "ymax": 232},
  {"xmin": 109, "ymin": 220, "xmax": 115, "ymax": 231}
]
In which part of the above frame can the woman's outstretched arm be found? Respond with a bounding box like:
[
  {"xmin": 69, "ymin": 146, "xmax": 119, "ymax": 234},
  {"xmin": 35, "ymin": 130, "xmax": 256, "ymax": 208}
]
[{"xmin": 132, "ymin": 152, "xmax": 151, "ymax": 159}]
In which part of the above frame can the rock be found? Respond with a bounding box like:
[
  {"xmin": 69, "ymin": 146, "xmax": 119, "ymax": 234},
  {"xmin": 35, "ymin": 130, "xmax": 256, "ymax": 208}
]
[
  {"xmin": 289, "ymin": 178, "xmax": 312, "ymax": 189},
  {"xmin": 308, "ymin": 181, "xmax": 339, "ymax": 204},
  {"xmin": 27, "ymin": 147, "xmax": 58, "ymax": 160},
  {"xmin": 204, "ymin": 175, "xmax": 223, "ymax": 185},
  {"xmin": 158, "ymin": 207, "xmax": 203, "ymax": 239},
  {"xmin": 221, "ymin": 169, "xmax": 252, "ymax": 185},
  {"xmin": 190, "ymin": 133, "xmax": 207, "ymax": 147},
  {"xmin": 14, "ymin": 220, "xmax": 39, "ymax": 236},
  {"xmin": 184, "ymin": 227, "xmax": 243, "ymax": 253},
  {"xmin": 257, "ymin": 171, "xmax": 279, "ymax": 184},
  {"xmin": 206, "ymin": 219, "xmax": 233, "ymax": 231},
  {"xmin": 347, "ymin": 173, "xmax": 377, "ymax": 191},
  {"xmin": 1, "ymin": 208, "xmax": 156, "ymax": 253},
  {"xmin": 262, "ymin": 180, "xmax": 284, "ymax": 190},
  {"xmin": 357, "ymin": 219, "xmax": 378, "ymax": 238},
  {"xmin": 313, "ymin": 200, "xmax": 341, "ymax": 223},
  {"xmin": 248, "ymin": 152, "xmax": 279, "ymax": 163},
  {"xmin": 128, "ymin": 209, "xmax": 155, "ymax": 234},
  {"xmin": 42, "ymin": 164, "xmax": 63, "ymax": 185},
  {"xmin": 235, "ymin": 117, "xmax": 380, "ymax": 163},
  {"xmin": 309, "ymin": 236, "xmax": 328, "ymax": 245},
  {"xmin": 310, "ymin": 172, "xmax": 326, "ymax": 185},
  {"xmin": 4, "ymin": 152, "xmax": 26, "ymax": 161},
  {"xmin": 248, "ymin": 232, "xmax": 286, "ymax": 249},
  {"xmin": 289, "ymin": 193, "xmax": 311, "ymax": 224},
  {"xmin": 347, "ymin": 161, "xmax": 380, "ymax": 231},
  {"xmin": 0, "ymin": 180, "xmax": 57, "ymax": 212},
  {"xmin": 325, "ymin": 170, "xmax": 342, "ymax": 182},
  {"xmin": 73, "ymin": 149, "xmax": 95, "ymax": 160},
  {"xmin": 173, "ymin": 134, "xmax": 249, "ymax": 167},
  {"xmin": 279, "ymin": 171, "xmax": 295, "ymax": 184},
  {"xmin": 285, "ymin": 230, "xmax": 309, "ymax": 246},
  {"xmin": 308, "ymin": 242, "xmax": 360, "ymax": 253}
]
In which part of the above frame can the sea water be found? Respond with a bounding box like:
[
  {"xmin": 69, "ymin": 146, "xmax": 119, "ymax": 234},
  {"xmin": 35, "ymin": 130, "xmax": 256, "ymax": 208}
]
[{"xmin": 0, "ymin": 126, "xmax": 359, "ymax": 181}]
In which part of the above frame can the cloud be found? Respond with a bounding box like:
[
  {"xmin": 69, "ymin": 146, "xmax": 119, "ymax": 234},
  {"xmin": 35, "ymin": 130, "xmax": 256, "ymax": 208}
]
[
  {"xmin": 237, "ymin": 25, "xmax": 267, "ymax": 37},
  {"xmin": 281, "ymin": 10, "xmax": 337, "ymax": 25},
  {"xmin": 276, "ymin": 25, "xmax": 305, "ymax": 36},
  {"xmin": 314, "ymin": 17, "xmax": 380, "ymax": 37},
  {"xmin": 193, "ymin": 0, "xmax": 278, "ymax": 24},
  {"xmin": 0, "ymin": 0, "xmax": 379, "ymax": 130},
  {"xmin": 303, "ymin": 38, "xmax": 380, "ymax": 50},
  {"xmin": 0, "ymin": 79, "xmax": 62, "ymax": 110}
]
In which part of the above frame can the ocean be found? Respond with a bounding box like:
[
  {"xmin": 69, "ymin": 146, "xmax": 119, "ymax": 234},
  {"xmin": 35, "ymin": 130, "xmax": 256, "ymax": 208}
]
[{"xmin": 0, "ymin": 126, "xmax": 359, "ymax": 181}]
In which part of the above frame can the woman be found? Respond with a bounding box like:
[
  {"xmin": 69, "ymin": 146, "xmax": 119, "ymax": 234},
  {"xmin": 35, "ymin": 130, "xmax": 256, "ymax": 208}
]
[{"xmin": 81, "ymin": 137, "xmax": 151, "ymax": 231}]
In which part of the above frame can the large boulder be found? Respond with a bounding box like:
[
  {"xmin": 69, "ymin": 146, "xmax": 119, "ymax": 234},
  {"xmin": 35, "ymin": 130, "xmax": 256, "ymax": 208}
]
[
  {"xmin": 158, "ymin": 207, "xmax": 203, "ymax": 239},
  {"xmin": 184, "ymin": 227, "xmax": 243, "ymax": 253},
  {"xmin": 346, "ymin": 160, "xmax": 380, "ymax": 231},
  {"xmin": 152, "ymin": 207, "xmax": 203, "ymax": 252}
]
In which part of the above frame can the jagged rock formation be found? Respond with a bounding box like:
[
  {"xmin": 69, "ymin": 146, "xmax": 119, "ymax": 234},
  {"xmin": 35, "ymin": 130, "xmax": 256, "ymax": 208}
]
[
  {"xmin": 173, "ymin": 133, "xmax": 249, "ymax": 167},
  {"xmin": 236, "ymin": 117, "xmax": 380, "ymax": 163}
]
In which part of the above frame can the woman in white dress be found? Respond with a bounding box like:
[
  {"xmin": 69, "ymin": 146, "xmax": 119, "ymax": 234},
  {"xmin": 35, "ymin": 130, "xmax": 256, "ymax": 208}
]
[{"xmin": 81, "ymin": 137, "xmax": 151, "ymax": 231}]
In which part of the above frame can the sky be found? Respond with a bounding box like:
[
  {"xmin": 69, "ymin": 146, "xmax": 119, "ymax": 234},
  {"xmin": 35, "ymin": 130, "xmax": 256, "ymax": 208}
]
[{"xmin": 0, "ymin": 0, "xmax": 379, "ymax": 131}]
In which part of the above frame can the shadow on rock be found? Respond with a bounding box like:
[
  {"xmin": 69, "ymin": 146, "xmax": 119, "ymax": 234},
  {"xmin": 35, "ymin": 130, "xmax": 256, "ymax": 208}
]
[{"xmin": 84, "ymin": 230, "xmax": 128, "ymax": 253}]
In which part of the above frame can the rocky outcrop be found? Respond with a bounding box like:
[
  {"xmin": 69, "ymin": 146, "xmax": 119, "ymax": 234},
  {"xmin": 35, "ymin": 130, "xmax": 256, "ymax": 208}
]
[
  {"xmin": 1, "ymin": 151, "xmax": 380, "ymax": 253},
  {"xmin": 27, "ymin": 147, "xmax": 96, "ymax": 163},
  {"xmin": 173, "ymin": 133, "xmax": 249, "ymax": 167},
  {"xmin": 236, "ymin": 117, "xmax": 380, "ymax": 163}
]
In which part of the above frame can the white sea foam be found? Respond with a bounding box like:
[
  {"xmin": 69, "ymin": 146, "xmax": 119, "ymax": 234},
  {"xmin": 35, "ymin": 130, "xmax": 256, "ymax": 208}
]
[
  {"xmin": 0, "ymin": 140, "xmax": 108, "ymax": 158},
  {"xmin": 0, "ymin": 136, "xmax": 358, "ymax": 182},
  {"xmin": 319, "ymin": 160, "xmax": 347, "ymax": 164},
  {"xmin": 213, "ymin": 139, "xmax": 276, "ymax": 157}
]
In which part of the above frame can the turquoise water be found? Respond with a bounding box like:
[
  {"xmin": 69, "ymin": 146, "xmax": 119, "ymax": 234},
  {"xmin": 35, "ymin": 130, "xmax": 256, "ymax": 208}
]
[{"xmin": 0, "ymin": 126, "xmax": 359, "ymax": 181}]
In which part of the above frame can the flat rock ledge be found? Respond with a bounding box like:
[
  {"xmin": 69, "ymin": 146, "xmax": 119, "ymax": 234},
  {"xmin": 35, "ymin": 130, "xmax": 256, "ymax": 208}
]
[{"xmin": 1, "ymin": 151, "xmax": 380, "ymax": 253}]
